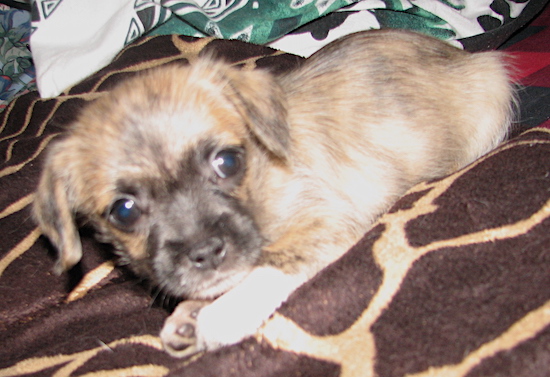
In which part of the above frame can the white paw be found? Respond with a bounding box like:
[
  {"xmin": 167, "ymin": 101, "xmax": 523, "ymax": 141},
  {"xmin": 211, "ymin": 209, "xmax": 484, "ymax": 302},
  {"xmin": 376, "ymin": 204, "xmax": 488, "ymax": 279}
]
[
  {"xmin": 160, "ymin": 267, "xmax": 305, "ymax": 358},
  {"xmin": 160, "ymin": 300, "xmax": 210, "ymax": 358}
]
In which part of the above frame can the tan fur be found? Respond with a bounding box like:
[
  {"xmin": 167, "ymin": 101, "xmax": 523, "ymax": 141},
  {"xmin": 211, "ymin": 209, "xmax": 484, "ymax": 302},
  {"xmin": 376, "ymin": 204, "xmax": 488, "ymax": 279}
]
[{"xmin": 33, "ymin": 29, "xmax": 515, "ymax": 356}]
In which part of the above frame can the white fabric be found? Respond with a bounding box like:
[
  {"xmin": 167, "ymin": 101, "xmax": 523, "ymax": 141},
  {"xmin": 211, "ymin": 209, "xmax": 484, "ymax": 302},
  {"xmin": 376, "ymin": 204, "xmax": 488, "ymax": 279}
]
[{"xmin": 31, "ymin": 0, "xmax": 145, "ymax": 98}]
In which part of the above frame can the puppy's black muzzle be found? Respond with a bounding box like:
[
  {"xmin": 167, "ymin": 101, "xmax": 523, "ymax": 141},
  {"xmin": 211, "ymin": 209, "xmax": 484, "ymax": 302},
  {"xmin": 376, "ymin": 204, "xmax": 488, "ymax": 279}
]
[{"xmin": 143, "ymin": 179, "xmax": 264, "ymax": 298}]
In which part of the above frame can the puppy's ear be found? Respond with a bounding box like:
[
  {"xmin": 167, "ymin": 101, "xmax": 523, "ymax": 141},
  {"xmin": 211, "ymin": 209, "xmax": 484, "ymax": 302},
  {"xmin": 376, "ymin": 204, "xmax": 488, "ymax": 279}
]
[
  {"xmin": 225, "ymin": 68, "xmax": 290, "ymax": 160},
  {"xmin": 33, "ymin": 139, "xmax": 83, "ymax": 274}
]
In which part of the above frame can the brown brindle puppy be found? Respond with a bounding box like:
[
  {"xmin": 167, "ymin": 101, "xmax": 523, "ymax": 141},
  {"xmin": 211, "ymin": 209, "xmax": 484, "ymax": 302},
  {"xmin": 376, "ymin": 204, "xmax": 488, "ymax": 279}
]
[{"xmin": 33, "ymin": 29, "xmax": 515, "ymax": 357}]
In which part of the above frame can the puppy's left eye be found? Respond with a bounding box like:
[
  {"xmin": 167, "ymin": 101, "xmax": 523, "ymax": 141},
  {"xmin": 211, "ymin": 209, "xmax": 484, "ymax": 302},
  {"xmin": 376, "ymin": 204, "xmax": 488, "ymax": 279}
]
[
  {"xmin": 211, "ymin": 149, "xmax": 243, "ymax": 179},
  {"xmin": 108, "ymin": 198, "xmax": 142, "ymax": 231}
]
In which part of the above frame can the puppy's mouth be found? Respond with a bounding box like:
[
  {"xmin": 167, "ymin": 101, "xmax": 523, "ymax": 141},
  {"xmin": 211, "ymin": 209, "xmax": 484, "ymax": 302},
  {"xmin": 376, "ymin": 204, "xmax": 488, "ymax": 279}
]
[
  {"xmin": 152, "ymin": 235, "xmax": 261, "ymax": 300},
  {"xmin": 174, "ymin": 266, "xmax": 253, "ymax": 300}
]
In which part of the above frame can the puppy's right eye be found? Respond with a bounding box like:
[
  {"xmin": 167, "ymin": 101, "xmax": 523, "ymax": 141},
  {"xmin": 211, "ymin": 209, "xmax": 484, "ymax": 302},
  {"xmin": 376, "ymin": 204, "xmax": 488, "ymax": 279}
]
[
  {"xmin": 211, "ymin": 148, "xmax": 243, "ymax": 179},
  {"xmin": 108, "ymin": 198, "xmax": 142, "ymax": 231}
]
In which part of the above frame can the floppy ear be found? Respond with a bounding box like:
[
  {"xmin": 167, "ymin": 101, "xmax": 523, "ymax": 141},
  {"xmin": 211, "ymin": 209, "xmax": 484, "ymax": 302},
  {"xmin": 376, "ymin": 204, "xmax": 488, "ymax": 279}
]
[
  {"xmin": 225, "ymin": 68, "xmax": 291, "ymax": 160},
  {"xmin": 33, "ymin": 140, "xmax": 83, "ymax": 274}
]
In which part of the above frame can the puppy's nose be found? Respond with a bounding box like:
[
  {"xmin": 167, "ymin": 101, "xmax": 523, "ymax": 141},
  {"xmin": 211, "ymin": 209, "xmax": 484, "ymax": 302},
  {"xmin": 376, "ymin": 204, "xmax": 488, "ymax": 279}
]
[{"xmin": 188, "ymin": 237, "xmax": 226, "ymax": 270}]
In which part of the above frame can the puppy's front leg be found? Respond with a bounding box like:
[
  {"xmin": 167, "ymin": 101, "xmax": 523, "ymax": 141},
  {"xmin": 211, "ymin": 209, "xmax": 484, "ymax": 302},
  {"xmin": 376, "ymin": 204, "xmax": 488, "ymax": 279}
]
[
  {"xmin": 160, "ymin": 299, "xmax": 211, "ymax": 357},
  {"xmin": 161, "ymin": 267, "xmax": 307, "ymax": 357}
]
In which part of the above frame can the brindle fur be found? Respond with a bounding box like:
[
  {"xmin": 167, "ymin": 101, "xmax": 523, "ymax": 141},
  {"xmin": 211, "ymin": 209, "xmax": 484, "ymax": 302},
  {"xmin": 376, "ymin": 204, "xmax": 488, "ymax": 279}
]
[{"xmin": 33, "ymin": 29, "xmax": 515, "ymax": 357}]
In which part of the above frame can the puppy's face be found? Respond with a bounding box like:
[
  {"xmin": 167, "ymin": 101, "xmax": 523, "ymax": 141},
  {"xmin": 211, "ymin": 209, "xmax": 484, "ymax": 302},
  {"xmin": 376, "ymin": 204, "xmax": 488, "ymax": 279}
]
[{"xmin": 33, "ymin": 61, "xmax": 290, "ymax": 299}]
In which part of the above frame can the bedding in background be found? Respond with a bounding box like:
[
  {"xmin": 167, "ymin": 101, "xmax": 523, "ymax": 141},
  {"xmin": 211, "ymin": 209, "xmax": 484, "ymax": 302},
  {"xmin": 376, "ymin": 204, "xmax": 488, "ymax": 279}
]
[{"xmin": 29, "ymin": 0, "xmax": 549, "ymax": 99}]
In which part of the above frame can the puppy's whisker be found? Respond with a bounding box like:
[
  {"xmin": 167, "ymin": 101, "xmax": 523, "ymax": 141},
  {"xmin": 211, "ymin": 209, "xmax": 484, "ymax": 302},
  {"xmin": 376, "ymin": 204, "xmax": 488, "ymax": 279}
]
[{"xmin": 149, "ymin": 286, "xmax": 164, "ymax": 308}]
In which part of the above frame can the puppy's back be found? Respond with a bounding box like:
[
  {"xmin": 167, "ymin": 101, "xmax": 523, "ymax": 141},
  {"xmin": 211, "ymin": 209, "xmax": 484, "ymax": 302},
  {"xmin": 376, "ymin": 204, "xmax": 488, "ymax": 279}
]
[{"xmin": 280, "ymin": 29, "xmax": 514, "ymax": 181}]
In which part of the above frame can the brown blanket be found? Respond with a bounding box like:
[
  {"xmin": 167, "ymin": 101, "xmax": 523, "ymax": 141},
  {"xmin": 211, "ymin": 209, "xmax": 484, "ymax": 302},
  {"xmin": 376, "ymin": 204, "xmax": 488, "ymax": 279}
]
[{"xmin": 1, "ymin": 30, "xmax": 549, "ymax": 376}]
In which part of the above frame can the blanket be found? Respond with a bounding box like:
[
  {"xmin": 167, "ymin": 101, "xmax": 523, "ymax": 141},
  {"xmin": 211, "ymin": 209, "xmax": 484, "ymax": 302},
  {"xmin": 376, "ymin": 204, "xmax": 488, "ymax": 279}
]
[{"xmin": 1, "ymin": 4, "xmax": 549, "ymax": 376}]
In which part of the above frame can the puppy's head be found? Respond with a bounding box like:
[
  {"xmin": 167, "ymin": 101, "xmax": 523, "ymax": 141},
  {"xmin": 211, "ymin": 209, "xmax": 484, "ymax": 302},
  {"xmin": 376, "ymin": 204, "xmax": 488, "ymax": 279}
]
[{"xmin": 33, "ymin": 60, "xmax": 290, "ymax": 299}]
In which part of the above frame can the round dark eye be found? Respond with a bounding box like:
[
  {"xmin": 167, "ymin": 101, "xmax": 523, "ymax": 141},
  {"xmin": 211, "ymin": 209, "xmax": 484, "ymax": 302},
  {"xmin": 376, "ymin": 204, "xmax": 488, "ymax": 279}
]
[
  {"xmin": 211, "ymin": 149, "xmax": 243, "ymax": 179},
  {"xmin": 108, "ymin": 198, "xmax": 142, "ymax": 230}
]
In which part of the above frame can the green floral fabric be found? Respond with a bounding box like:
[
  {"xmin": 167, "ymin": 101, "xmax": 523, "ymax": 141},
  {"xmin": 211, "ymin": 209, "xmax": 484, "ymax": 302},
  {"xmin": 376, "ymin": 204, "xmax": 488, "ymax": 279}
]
[
  {"xmin": 148, "ymin": 1, "xmax": 356, "ymax": 43},
  {"xmin": 147, "ymin": 0, "xmax": 532, "ymax": 50}
]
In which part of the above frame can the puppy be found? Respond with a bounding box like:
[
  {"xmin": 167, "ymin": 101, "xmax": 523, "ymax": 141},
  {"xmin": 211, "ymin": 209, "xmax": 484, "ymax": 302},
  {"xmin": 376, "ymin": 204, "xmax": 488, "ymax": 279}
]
[{"xmin": 33, "ymin": 29, "xmax": 515, "ymax": 357}]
